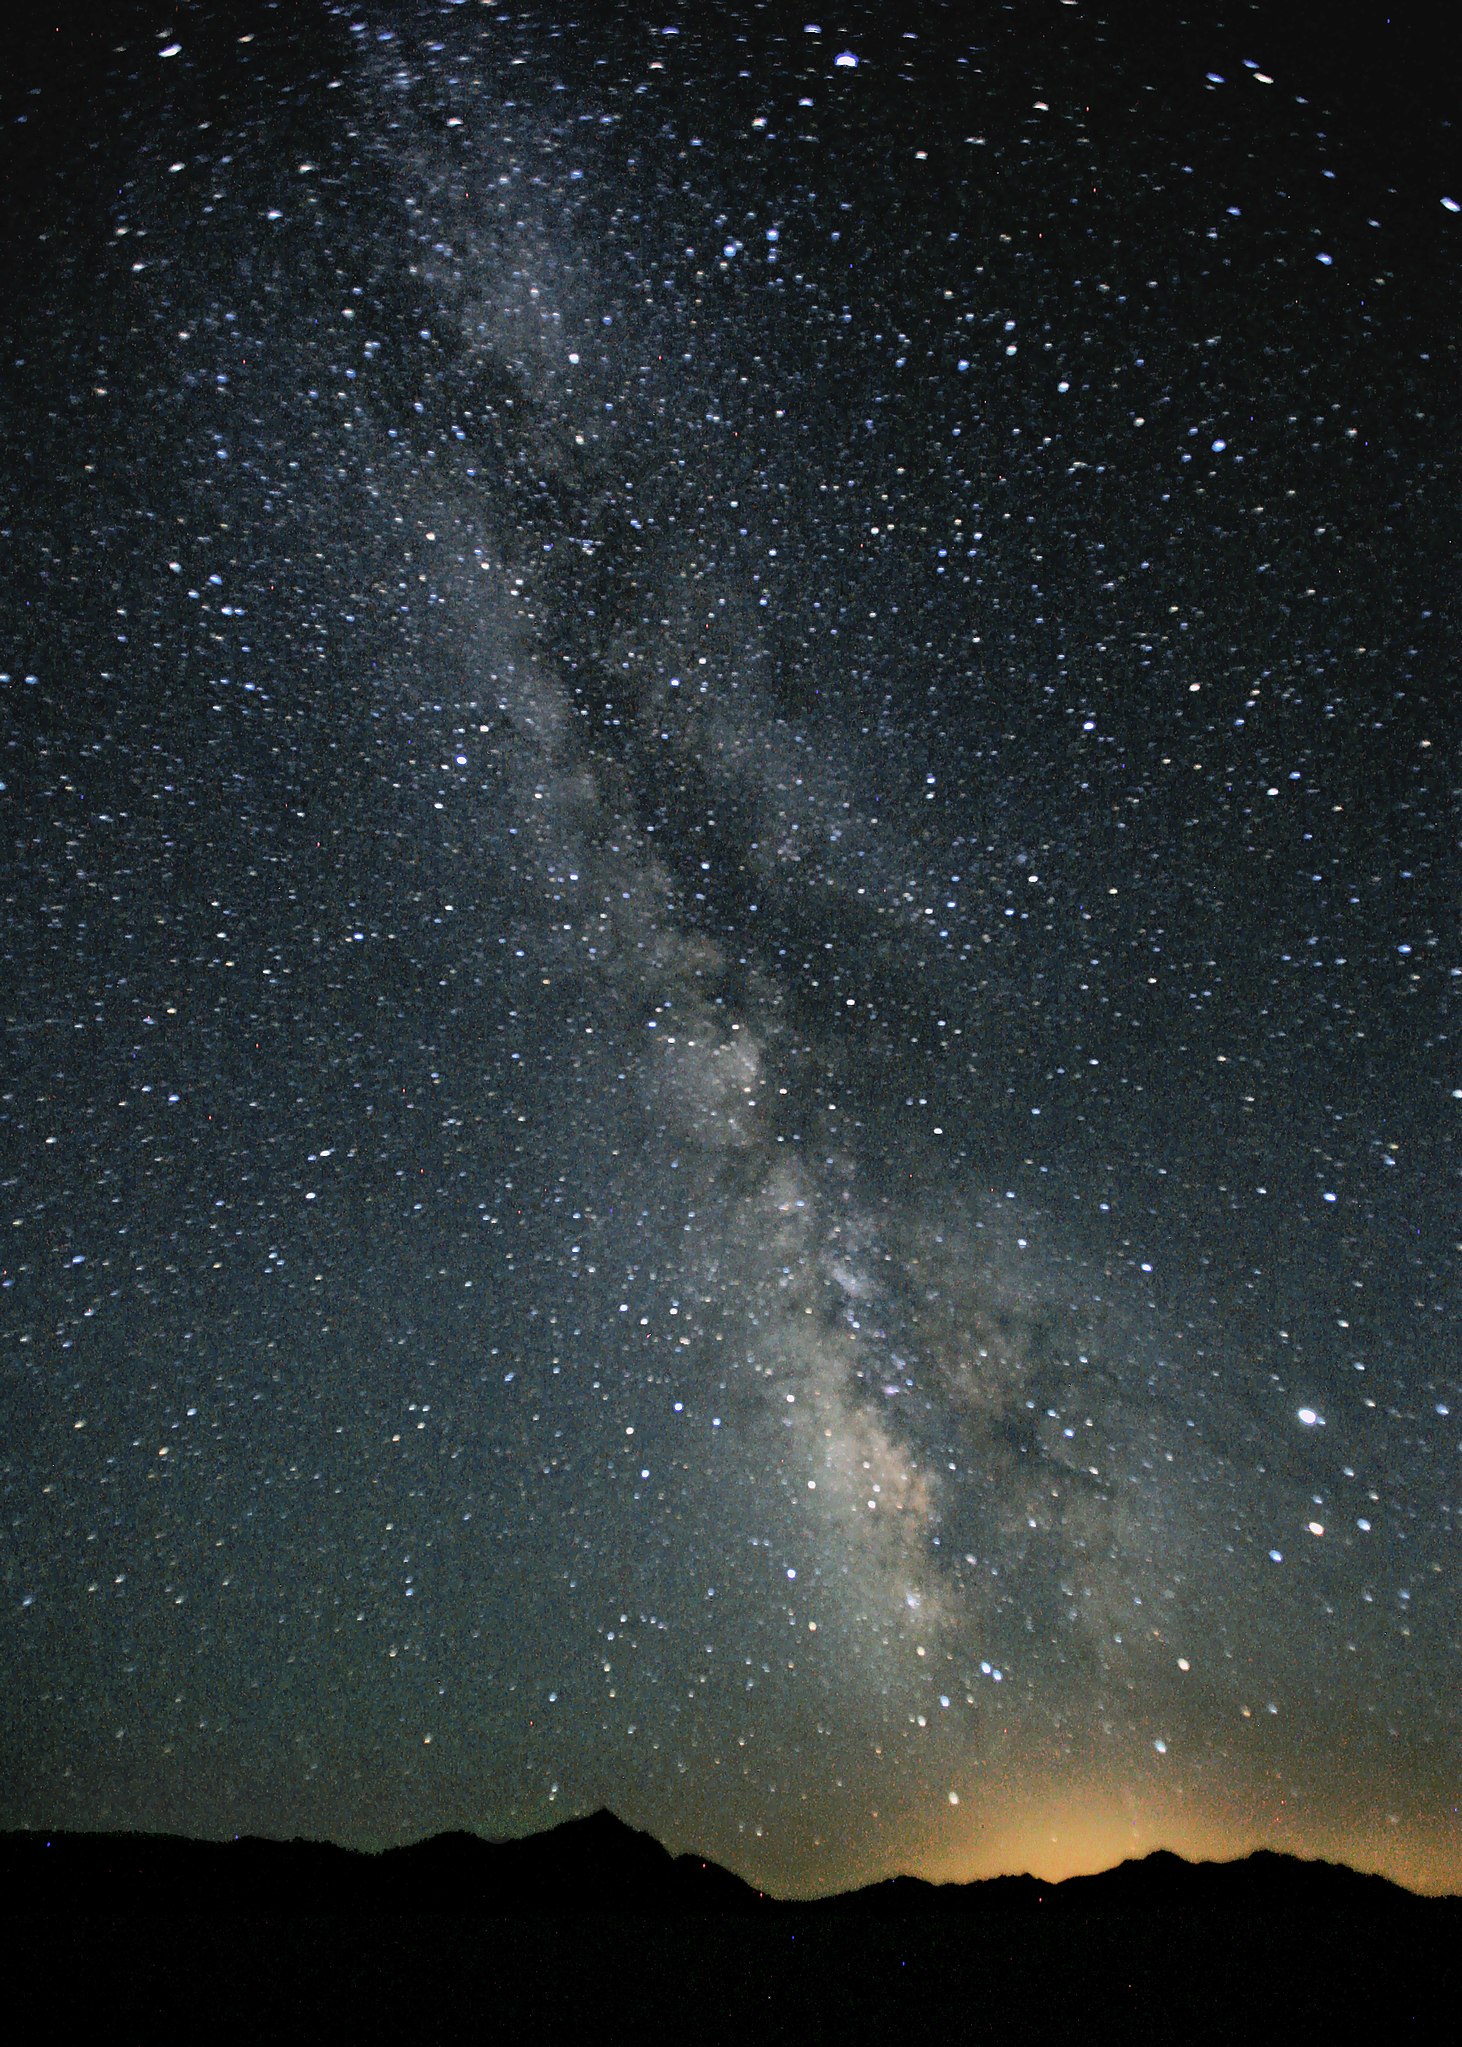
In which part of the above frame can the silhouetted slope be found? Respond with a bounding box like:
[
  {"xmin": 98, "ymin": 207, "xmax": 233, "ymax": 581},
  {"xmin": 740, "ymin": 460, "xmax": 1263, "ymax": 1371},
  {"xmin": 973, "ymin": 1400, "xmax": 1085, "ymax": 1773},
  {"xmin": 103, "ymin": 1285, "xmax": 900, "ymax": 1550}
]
[
  {"xmin": 819, "ymin": 1843, "xmax": 1430, "ymax": 1919},
  {"xmin": 0, "ymin": 1808, "xmax": 766, "ymax": 1917},
  {"xmin": 8, "ymin": 1818, "xmax": 1458, "ymax": 2041},
  {"xmin": 4, "ymin": 1812, "xmax": 1453, "ymax": 1920}
]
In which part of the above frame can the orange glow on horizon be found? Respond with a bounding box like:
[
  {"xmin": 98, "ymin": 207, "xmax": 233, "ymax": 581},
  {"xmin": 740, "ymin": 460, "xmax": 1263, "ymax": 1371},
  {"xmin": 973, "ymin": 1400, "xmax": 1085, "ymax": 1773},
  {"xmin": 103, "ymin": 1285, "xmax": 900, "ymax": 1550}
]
[{"xmin": 905, "ymin": 1795, "xmax": 1462, "ymax": 1900}]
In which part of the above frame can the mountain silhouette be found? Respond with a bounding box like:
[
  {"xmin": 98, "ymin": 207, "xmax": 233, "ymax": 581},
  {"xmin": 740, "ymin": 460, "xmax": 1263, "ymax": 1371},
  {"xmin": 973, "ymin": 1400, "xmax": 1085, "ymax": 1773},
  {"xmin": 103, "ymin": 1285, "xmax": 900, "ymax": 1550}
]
[
  {"xmin": 1, "ymin": 1808, "xmax": 767, "ymax": 1917},
  {"xmin": 3, "ymin": 1809, "xmax": 1451, "ymax": 1920},
  {"xmin": 8, "ymin": 1815, "xmax": 1457, "ymax": 2039}
]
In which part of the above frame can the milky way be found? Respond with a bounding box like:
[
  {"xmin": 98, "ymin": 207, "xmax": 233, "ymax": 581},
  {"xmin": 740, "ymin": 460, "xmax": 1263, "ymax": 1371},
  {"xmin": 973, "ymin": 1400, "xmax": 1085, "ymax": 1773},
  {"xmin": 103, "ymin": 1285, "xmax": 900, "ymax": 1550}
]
[{"xmin": 2, "ymin": 4, "xmax": 1457, "ymax": 1895}]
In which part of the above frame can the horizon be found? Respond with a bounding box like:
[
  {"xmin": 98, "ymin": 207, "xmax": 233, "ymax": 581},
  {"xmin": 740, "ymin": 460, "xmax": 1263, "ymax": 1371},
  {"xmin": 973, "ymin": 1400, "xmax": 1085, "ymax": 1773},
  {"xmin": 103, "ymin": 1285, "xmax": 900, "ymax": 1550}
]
[{"xmin": 8, "ymin": 1802, "xmax": 1458, "ymax": 1904}]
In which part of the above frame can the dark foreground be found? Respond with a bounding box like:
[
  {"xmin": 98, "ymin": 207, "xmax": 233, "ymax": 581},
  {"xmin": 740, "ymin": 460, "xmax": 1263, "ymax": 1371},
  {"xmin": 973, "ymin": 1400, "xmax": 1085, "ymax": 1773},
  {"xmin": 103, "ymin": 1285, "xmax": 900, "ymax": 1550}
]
[{"xmin": 10, "ymin": 1812, "xmax": 1457, "ymax": 2042}]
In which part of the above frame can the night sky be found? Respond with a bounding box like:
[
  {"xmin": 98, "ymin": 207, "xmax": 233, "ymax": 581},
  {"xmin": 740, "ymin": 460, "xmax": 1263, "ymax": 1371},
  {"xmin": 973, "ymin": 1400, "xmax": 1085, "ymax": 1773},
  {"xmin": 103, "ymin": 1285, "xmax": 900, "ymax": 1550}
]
[{"xmin": 2, "ymin": 1, "xmax": 1458, "ymax": 1899}]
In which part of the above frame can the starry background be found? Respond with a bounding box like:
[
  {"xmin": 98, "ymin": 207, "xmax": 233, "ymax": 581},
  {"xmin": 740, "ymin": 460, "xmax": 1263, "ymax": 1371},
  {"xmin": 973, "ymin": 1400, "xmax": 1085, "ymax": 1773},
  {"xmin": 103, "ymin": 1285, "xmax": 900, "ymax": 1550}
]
[{"xmin": 1, "ymin": 0, "xmax": 1457, "ymax": 1898}]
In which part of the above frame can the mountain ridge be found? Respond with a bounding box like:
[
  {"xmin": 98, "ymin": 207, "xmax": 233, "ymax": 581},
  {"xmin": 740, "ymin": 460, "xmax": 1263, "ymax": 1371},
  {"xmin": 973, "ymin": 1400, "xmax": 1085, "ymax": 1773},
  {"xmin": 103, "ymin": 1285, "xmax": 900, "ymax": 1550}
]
[
  {"xmin": 13, "ymin": 1813, "xmax": 1456, "ymax": 2038},
  {"xmin": 3, "ymin": 1808, "xmax": 1453, "ymax": 1917}
]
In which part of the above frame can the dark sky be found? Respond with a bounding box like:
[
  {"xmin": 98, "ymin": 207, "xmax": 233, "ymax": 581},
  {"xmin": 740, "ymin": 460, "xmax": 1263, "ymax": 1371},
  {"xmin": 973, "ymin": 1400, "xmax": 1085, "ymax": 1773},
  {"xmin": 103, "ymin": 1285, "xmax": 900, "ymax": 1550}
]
[{"xmin": 2, "ymin": 1, "xmax": 1457, "ymax": 1898}]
